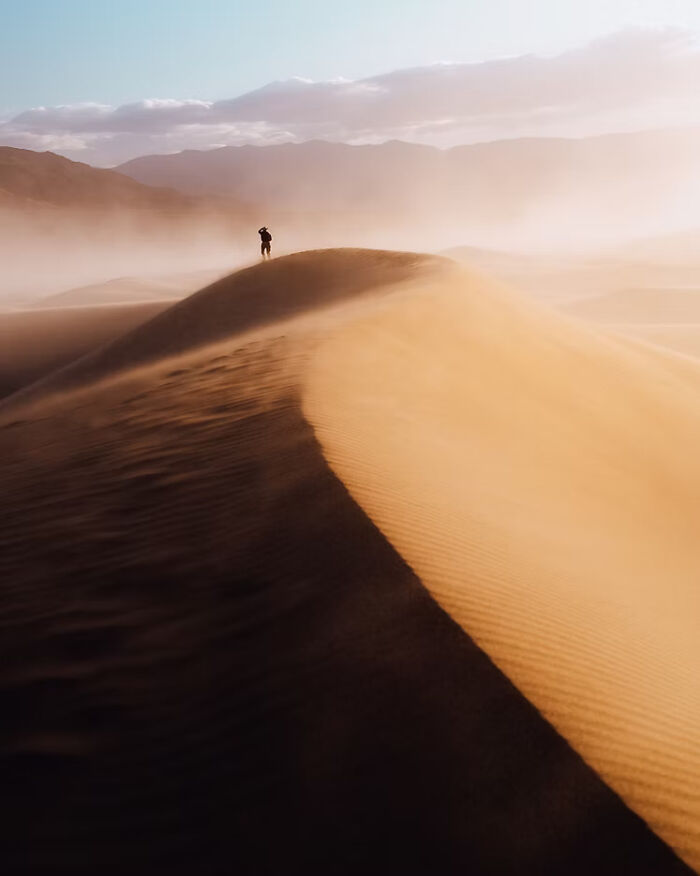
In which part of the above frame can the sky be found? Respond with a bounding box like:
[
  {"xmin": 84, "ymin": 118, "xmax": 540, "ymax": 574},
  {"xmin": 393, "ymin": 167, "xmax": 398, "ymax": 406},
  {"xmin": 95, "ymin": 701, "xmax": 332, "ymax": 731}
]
[
  {"xmin": 3, "ymin": 0, "xmax": 700, "ymax": 110},
  {"xmin": 1, "ymin": 0, "xmax": 700, "ymax": 164}
]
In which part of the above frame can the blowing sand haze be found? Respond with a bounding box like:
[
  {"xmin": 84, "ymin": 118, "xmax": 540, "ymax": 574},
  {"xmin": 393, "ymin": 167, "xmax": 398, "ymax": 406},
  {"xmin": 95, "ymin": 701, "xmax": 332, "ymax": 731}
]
[{"xmin": 2, "ymin": 2, "xmax": 700, "ymax": 874}]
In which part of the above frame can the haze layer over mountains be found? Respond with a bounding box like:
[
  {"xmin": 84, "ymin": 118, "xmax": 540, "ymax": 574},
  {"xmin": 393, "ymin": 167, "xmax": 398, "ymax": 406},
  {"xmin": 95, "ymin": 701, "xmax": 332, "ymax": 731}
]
[
  {"xmin": 0, "ymin": 147, "xmax": 250, "ymax": 302},
  {"xmin": 4, "ymin": 117, "xmax": 700, "ymax": 306},
  {"xmin": 118, "ymin": 128, "xmax": 700, "ymax": 248}
]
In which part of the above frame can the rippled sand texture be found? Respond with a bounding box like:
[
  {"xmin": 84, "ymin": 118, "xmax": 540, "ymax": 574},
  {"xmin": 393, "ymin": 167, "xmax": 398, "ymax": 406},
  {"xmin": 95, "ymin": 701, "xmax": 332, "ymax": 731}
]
[{"xmin": 305, "ymin": 265, "xmax": 700, "ymax": 871}]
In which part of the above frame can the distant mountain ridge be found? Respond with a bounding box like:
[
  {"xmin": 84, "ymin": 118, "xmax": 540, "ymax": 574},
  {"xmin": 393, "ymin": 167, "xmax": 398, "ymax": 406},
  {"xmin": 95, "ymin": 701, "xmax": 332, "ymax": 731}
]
[
  {"xmin": 0, "ymin": 146, "xmax": 198, "ymax": 212},
  {"xmin": 116, "ymin": 130, "xmax": 700, "ymax": 235}
]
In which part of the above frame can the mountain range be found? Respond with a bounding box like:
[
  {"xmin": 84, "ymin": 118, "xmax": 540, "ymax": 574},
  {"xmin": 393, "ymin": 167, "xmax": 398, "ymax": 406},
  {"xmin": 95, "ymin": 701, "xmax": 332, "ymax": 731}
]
[
  {"xmin": 0, "ymin": 147, "xmax": 252, "ymax": 302},
  {"xmin": 116, "ymin": 129, "xmax": 700, "ymax": 245}
]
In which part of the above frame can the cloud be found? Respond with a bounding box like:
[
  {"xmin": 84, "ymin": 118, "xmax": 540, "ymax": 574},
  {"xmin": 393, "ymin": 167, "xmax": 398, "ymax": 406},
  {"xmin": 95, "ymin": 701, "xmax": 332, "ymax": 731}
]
[{"xmin": 1, "ymin": 28, "xmax": 699, "ymax": 165}]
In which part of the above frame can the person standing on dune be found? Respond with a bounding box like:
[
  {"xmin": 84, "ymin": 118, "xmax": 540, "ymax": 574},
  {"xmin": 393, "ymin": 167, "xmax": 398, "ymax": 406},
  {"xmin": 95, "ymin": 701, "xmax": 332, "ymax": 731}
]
[{"xmin": 258, "ymin": 226, "xmax": 272, "ymax": 260}]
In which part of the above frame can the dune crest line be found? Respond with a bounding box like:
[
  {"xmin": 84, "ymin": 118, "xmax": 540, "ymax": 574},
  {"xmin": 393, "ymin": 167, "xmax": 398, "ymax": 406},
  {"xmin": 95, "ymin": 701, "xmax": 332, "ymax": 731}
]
[{"xmin": 303, "ymin": 266, "xmax": 700, "ymax": 871}]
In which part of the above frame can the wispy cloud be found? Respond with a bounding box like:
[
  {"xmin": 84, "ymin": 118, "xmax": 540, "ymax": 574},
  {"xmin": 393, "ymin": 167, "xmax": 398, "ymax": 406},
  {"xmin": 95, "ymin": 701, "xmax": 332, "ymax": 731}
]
[{"xmin": 1, "ymin": 29, "xmax": 699, "ymax": 165}]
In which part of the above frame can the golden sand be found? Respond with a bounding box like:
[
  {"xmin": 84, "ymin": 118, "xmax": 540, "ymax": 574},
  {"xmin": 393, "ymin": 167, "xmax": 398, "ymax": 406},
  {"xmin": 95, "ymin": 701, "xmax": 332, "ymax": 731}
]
[{"xmin": 304, "ymin": 265, "xmax": 700, "ymax": 870}]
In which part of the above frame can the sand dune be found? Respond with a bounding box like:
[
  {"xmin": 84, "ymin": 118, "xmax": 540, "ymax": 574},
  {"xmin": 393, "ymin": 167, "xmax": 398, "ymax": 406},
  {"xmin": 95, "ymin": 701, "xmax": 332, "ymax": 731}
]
[
  {"xmin": 445, "ymin": 245, "xmax": 700, "ymax": 306},
  {"xmin": 620, "ymin": 324, "xmax": 700, "ymax": 360},
  {"xmin": 1, "ymin": 250, "xmax": 689, "ymax": 875},
  {"xmin": 0, "ymin": 249, "xmax": 445, "ymax": 414},
  {"xmin": 304, "ymin": 263, "xmax": 700, "ymax": 871},
  {"xmin": 0, "ymin": 300, "xmax": 171, "ymax": 399},
  {"xmin": 561, "ymin": 286, "xmax": 700, "ymax": 359},
  {"xmin": 566, "ymin": 287, "xmax": 700, "ymax": 323},
  {"xmin": 33, "ymin": 269, "xmax": 223, "ymax": 308},
  {"xmin": 445, "ymin": 242, "xmax": 700, "ymax": 359}
]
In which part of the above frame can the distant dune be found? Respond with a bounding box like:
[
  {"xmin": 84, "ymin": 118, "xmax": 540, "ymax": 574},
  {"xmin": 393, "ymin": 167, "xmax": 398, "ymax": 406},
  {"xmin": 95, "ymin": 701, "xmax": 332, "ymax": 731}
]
[
  {"xmin": 1, "ymin": 250, "xmax": 695, "ymax": 875},
  {"xmin": 620, "ymin": 324, "xmax": 700, "ymax": 360},
  {"xmin": 34, "ymin": 269, "xmax": 223, "ymax": 308},
  {"xmin": 444, "ymin": 242, "xmax": 700, "ymax": 360},
  {"xmin": 559, "ymin": 284, "xmax": 700, "ymax": 359},
  {"xmin": 565, "ymin": 287, "xmax": 700, "ymax": 323},
  {"xmin": 0, "ymin": 300, "xmax": 171, "ymax": 399},
  {"xmin": 445, "ymin": 241, "xmax": 700, "ymax": 304}
]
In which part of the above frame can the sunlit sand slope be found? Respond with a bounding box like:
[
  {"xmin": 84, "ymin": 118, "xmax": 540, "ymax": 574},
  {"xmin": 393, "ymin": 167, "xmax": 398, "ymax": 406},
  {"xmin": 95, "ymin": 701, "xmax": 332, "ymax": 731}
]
[
  {"xmin": 566, "ymin": 287, "xmax": 700, "ymax": 324},
  {"xmin": 1, "ymin": 251, "xmax": 689, "ymax": 875},
  {"xmin": 304, "ymin": 266, "xmax": 700, "ymax": 871},
  {"xmin": 561, "ymin": 286, "xmax": 700, "ymax": 360},
  {"xmin": 622, "ymin": 324, "xmax": 700, "ymax": 360}
]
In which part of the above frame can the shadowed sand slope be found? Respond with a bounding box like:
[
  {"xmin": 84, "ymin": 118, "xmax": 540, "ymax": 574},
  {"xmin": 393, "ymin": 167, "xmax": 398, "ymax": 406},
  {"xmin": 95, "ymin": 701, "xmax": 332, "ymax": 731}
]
[
  {"xmin": 0, "ymin": 300, "xmax": 171, "ymax": 399},
  {"xmin": 0, "ymin": 250, "xmax": 690, "ymax": 875},
  {"xmin": 304, "ymin": 266, "xmax": 700, "ymax": 870}
]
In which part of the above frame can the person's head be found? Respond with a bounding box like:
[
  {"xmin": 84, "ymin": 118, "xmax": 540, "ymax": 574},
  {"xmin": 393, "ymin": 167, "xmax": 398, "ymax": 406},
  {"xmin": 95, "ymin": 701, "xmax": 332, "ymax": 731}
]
[{"xmin": 261, "ymin": 226, "xmax": 267, "ymax": 231}]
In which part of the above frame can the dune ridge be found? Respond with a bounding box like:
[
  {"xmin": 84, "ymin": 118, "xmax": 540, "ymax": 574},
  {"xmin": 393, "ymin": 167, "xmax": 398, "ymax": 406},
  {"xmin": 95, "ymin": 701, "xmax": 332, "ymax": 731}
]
[
  {"xmin": 1, "ymin": 249, "xmax": 691, "ymax": 874},
  {"xmin": 0, "ymin": 249, "xmax": 446, "ymax": 415},
  {"xmin": 304, "ymin": 265, "xmax": 700, "ymax": 870}
]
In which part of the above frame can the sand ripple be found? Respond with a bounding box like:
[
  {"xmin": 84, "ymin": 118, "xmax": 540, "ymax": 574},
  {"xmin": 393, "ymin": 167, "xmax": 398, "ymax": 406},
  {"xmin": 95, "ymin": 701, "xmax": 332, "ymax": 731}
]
[{"xmin": 305, "ymin": 266, "xmax": 700, "ymax": 871}]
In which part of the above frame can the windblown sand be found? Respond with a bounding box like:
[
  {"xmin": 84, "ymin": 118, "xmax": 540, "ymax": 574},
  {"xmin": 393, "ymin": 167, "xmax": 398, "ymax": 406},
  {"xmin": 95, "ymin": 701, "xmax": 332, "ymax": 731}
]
[
  {"xmin": 445, "ymin": 245, "xmax": 700, "ymax": 360},
  {"xmin": 621, "ymin": 324, "xmax": 700, "ymax": 359},
  {"xmin": 562, "ymin": 286, "xmax": 700, "ymax": 360},
  {"xmin": 33, "ymin": 269, "xmax": 224, "ymax": 308},
  {"xmin": 304, "ymin": 263, "xmax": 700, "ymax": 871},
  {"xmin": 1, "ymin": 250, "xmax": 695, "ymax": 875},
  {"xmin": 0, "ymin": 301, "xmax": 171, "ymax": 399}
]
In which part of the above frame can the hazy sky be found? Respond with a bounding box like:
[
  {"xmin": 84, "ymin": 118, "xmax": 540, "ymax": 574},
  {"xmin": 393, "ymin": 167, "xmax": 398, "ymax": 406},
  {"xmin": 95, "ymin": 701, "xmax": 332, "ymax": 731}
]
[
  {"xmin": 2, "ymin": 0, "xmax": 700, "ymax": 111},
  {"xmin": 1, "ymin": 1, "xmax": 699, "ymax": 165}
]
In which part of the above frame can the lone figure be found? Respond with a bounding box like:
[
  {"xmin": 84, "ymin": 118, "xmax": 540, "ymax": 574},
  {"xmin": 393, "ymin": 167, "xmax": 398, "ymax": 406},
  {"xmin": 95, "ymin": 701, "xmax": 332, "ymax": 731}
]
[{"xmin": 258, "ymin": 226, "xmax": 272, "ymax": 260}]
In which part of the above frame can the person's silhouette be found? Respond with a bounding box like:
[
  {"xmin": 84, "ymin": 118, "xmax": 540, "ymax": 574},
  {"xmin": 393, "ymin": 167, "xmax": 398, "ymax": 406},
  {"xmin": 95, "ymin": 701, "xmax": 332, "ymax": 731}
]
[{"xmin": 258, "ymin": 227, "xmax": 272, "ymax": 260}]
